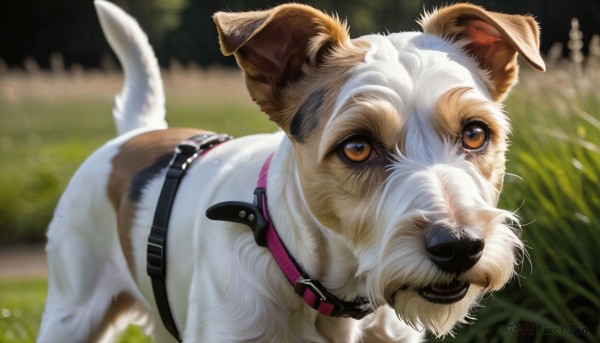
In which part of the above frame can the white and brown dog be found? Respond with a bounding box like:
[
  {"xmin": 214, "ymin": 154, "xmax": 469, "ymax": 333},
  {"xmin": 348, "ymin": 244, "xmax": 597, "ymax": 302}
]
[{"xmin": 38, "ymin": 1, "xmax": 545, "ymax": 342}]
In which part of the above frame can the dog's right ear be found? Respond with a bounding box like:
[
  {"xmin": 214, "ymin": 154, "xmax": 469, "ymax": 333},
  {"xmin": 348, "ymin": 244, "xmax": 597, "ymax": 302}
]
[
  {"xmin": 420, "ymin": 4, "xmax": 545, "ymax": 101},
  {"xmin": 214, "ymin": 4, "xmax": 349, "ymax": 127}
]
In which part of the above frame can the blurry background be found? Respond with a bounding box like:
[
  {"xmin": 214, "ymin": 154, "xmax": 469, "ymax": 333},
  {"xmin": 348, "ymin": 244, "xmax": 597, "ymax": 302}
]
[
  {"xmin": 1, "ymin": 0, "xmax": 599, "ymax": 342},
  {"xmin": 1, "ymin": 0, "xmax": 600, "ymax": 70}
]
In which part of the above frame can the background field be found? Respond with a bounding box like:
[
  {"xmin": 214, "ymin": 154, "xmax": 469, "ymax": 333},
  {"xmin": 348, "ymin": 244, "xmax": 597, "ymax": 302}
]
[{"xmin": 1, "ymin": 57, "xmax": 599, "ymax": 342}]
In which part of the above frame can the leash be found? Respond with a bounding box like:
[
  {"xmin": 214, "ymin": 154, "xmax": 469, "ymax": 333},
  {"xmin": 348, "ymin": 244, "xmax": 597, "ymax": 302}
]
[
  {"xmin": 147, "ymin": 133, "xmax": 232, "ymax": 342},
  {"xmin": 207, "ymin": 153, "xmax": 373, "ymax": 319}
]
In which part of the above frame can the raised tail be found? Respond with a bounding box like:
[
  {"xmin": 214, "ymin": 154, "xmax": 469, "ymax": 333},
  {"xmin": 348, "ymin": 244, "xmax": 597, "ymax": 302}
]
[{"xmin": 95, "ymin": 0, "xmax": 167, "ymax": 135}]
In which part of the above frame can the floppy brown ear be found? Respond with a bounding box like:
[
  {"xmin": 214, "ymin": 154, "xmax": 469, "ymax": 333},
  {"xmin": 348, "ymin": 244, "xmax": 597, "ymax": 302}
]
[
  {"xmin": 421, "ymin": 4, "xmax": 546, "ymax": 101},
  {"xmin": 213, "ymin": 4, "xmax": 349, "ymax": 125}
]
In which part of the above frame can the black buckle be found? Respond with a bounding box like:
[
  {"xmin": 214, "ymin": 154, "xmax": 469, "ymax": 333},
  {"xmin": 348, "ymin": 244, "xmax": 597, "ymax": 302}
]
[
  {"xmin": 192, "ymin": 133, "xmax": 233, "ymax": 152},
  {"xmin": 146, "ymin": 239, "xmax": 164, "ymax": 278},
  {"xmin": 205, "ymin": 187, "xmax": 269, "ymax": 247},
  {"xmin": 177, "ymin": 140, "xmax": 200, "ymax": 155}
]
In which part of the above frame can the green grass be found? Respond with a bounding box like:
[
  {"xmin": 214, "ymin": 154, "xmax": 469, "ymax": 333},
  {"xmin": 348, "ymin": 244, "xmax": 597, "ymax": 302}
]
[
  {"xmin": 0, "ymin": 279, "xmax": 152, "ymax": 342},
  {"xmin": 0, "ymin": 279, "xmax": 46, "ymax": 342}
]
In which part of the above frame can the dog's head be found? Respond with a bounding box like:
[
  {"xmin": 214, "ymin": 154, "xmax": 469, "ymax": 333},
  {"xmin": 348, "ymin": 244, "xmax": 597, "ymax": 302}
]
[{"xmin": 214, "ymin": 3, "xmax": 544, "ymax": 336}]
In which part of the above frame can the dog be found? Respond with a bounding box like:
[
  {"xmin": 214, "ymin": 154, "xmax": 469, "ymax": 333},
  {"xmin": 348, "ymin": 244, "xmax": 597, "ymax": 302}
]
[{"xmin": 38, "ymin": 1, "xmax": 545, "ymax": 342}]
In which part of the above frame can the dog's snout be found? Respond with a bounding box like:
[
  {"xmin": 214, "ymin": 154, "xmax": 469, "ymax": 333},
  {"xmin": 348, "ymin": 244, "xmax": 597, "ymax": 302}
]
[{"xmin": 425, "ymin": 223, "xmax": 484, "ymax": 273}]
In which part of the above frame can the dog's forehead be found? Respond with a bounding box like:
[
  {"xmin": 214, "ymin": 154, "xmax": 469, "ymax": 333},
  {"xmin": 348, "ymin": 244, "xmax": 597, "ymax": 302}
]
[{"xmin": 339, "ymin": 32, "xmax": 491, "ymax": 114}]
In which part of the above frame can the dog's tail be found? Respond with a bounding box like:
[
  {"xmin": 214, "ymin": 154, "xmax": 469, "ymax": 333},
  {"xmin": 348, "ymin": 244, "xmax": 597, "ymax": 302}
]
[{"xmin": 95, "ymin": 0, "xmax": 167, "ymax": 136}]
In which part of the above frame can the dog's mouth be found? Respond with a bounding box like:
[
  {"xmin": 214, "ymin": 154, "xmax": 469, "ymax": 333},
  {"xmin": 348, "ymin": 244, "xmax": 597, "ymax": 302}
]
[{"xmin": 417, "ymin": 280, "xmax": 470, "ymax": 304}]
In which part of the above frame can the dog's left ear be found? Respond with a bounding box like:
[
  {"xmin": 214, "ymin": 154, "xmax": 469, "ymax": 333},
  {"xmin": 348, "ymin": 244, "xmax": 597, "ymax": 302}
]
[
  {"xmin": 421, "ymin": 4, "xmax": 546, "ymax": 101},
  {"xmin": 214, "ymin": 4, "xmax": 350, "ymax": 126}
]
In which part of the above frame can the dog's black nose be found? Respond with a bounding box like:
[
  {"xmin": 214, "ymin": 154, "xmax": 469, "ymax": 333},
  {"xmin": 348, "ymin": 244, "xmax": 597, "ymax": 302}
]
[{"xmin": 425, "ymin": 223, "xmax": 484, "ymax": 273}]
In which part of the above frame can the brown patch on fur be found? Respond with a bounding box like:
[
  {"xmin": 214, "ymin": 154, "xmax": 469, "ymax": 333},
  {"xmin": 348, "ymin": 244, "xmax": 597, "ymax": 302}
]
[
  {"xmin": 279, "ymin": 38, "xmax": 370, "ymax": 134},
  {"xmin": 275, "ymin": 39, "xmax": 395, "ymax": 246},
  {"xmin": 294, "ymin": 97, "xmax": 398, "ymax": 242},
  {"xmin": 107, "ymin": 128, "xmax": 207, "ymax": 275},
  {"xmin": 88, "ymin": 292, "xmax": 139, "ymax": 342},
  {"xmin": 318, "ymin": 95, "xmax": 402, "ymax": 160},
  {"xmin": 299, "ymin": 158, "xmax": 385, "ymax": 246},
  {"xmin": 292, "ymin": 69, "xmax": 410, "ymax": 246},
  {"xmin": 434, "ymin": 87, "xmax": 508, "ymax": 194},
  {"xmin": 420, "ymin": 3, "xmax": 545, "ymax": 101}
]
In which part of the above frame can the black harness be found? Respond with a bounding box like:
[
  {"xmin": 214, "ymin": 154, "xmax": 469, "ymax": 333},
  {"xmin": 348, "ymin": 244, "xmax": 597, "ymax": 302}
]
[
  {"xmin": 146, "ymin": 133, "xmax": 231, "ymax": 342},
  {"xmin": 146, "ymin": 133, "xmax": 372, "ymax": 341}
]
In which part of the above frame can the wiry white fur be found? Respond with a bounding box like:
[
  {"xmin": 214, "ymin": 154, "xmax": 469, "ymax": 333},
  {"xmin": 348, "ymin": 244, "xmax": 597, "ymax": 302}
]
[
  {"xmin": 39, "ymin": 2, "xmax": 525, "ymax": 342},
  {"xmin": 95, "ymin": 0, "xmax": 167, "ymax": 135}
]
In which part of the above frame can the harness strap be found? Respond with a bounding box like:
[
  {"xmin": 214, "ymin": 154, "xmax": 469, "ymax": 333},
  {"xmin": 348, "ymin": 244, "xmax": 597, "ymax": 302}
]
[{"xmin": 147, "ymin": 133, "xmax": 231, "ymax": 342}]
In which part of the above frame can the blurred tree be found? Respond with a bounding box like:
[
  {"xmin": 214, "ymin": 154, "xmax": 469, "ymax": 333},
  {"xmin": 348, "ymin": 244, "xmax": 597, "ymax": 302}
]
[
  {"xmin": 161, "ymin": 0, "xmax": 224, "ymax": 67},
  {"xmin": 161, "ymin": 0, "xmax": 426, "ymax": 67},
  {"xmin": 0, "ymin": 0, "xmax": 598, "ymax": 69},
  {"xmin": 0, "ymin": 0, "xmax": 108, "ymax": 69}
]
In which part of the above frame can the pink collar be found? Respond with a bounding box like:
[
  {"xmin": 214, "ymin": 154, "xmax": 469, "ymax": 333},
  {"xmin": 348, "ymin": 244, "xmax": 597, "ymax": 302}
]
[{"xmin": 207, "ymin": 153, "xmax": 372, "ymax": 319}]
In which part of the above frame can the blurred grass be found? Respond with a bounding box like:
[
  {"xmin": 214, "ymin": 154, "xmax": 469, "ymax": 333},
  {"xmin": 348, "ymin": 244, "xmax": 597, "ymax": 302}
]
[
  {"xmin": 0, "ymin": 278, "xmax": 151, "ymax": 342},
  {"xmin": 0, "ymin": 279, "xmax": 46, "ymax": 342},
  {"xmin": 0, "ymin": 68, "xmax": 275, "ymax": 243},
  {"xmin": 1, "ymin": 60, "xmax": 599, "ymax": 342}
]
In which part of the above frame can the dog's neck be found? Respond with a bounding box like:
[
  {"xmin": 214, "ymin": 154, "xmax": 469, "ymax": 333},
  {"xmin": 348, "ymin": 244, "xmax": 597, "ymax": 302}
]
[{"xmin": 266, "ymin": 137, "xmax": 366, "ymax": 302}]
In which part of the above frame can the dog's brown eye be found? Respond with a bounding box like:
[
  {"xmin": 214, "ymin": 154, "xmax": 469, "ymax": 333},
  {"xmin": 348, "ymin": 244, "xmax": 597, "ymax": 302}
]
[
  {"xmin": 461, "ymin": 123, "xmax": 488, "ymax": 151},
  {"xmin": 342, "ymin": 139, "xmax": 373, "ymax": 163}
]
